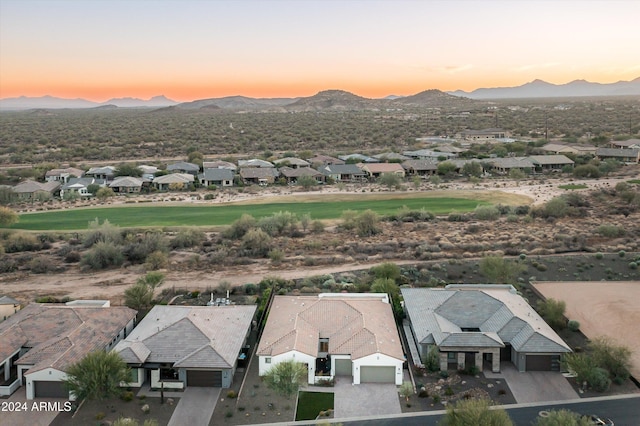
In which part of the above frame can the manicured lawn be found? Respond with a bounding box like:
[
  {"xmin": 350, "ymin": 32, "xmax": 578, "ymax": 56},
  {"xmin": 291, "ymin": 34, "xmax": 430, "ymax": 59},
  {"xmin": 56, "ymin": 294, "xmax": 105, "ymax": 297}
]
[
  {"xmin": 12, "ymin": 196, "xmax": 489, "ymax": 230},
  {"xmin": 558, "ymin": 184, "xmax": 588, "ymax": 190},
  {"xmin": 295, "ymin": 391, "xmax": 334, "ymax": 421}
]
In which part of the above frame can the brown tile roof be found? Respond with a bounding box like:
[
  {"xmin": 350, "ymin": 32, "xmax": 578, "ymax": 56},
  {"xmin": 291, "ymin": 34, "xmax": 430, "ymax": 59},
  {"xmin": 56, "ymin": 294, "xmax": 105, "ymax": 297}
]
[
  {"xmin": 257, "ymin": 295, "xmax": 404, "ymax": 361},
  {"xmin": 0, "ymin": 303, "xmax": 136, "ymax": 374}
]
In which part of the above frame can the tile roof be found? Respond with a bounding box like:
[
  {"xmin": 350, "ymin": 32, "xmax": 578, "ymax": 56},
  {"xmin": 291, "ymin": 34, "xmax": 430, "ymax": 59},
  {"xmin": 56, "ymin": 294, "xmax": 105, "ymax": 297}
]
[
  {"xmin": 596, "ymin": 148, "xmax": 640, "ymax": 158},
  {"xmin": 0, "ymin": 295, "xmax": 20, "ymax": 305},
  {"xmin": 12, "ymin": 180, "xmax": 60, "ymax": 194},
  {"xmin": 199, "ymin": 168, "xmax": 235, "ymax": 181},
  {"xmin": 402, "ymin": 159, "xmax": 438, "ymax": 171},
  {"xmin": 239, "ymin": 167, "xmax": 280, "ymax": 179},
  {"xmin": 114, "ymin": 305, "xmax": 256, "ymax": 369},
  {"xmin": 45, "ymin": 167, "xmax": 84, "ymax": 178},
  {"xmin": 318, "ymin": 164, "xmax": 366, "ymax": 176},
  {"xmin": 360, "ymin": 163, "xmax": 405, "ymax": 174},
  {"xmin": 402, "ymin": 286, "xmax": 571, "ymax": 354},
  {"xmin": 153, "ymin": 173, "xmax": 195, "ymax": 184},
  {"xmin": 0, "ymin": 303, "xmax": 136, "ymax": 374},
  {"xmin": 238, "ymin": 159, "xmax": 274, "ymax": 168},
  {"xmin": 529, "ymin": 155, "xmax": 574, "ymax": 165},
  {"xmin": 167, "ymin": 161, "xmax": 200, "ymax": 172},
  {"xmin": 257, "ymin": 295, "xmax": 404, "ymax": 361},
  {"xmin": 109, "ymin": 176, "xmax": 144, "ymax": 188},
  {"xmin": 274, "ymin": 157, "xmax": 310, "ymax": 167},
  {"xmin": 278, "ymin": 167, "xmax": 322, "ymax": 178},
  {"xmin": 202, "ymin": 160, "xmax": 237, "ymax": 170}
]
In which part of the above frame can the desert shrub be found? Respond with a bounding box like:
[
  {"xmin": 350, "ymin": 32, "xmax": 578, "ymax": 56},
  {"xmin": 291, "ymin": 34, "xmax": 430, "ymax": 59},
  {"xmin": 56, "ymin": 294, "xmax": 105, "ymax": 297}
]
[
  {"xmin": 567, "ymin": 320, "xmax": 580, "ymax": 332},
  {"xmin": 268, "ymin": 249, "xmax": 285, "ymax": 263},
  {"xmin": 595, "ymin": 252, "xmax": 604, "ymax": 259},
  {"xmin": 311, "ymin": 220, "xmax": 325, "ymax": 233},
  {"xmin": 370, "ymin": 262, "xmax": 401, "ymax": 280},
  {"xmin": 29, "ymin": 257, "xmax": 56, "ymax": 274},
  {"xmin": 340, "ymin": 210, "xmax": 358, "ymax": 230},
  {"xmin": 354, "ymin": 210, "xmax": 380, "ymax": 237},
  {"xmin": 618, "ymin": 250, "xmax": 626, "ymax": 258},
  {"xmin": 226, "ymin": 390, "xmax": 237, "ymax": 398},
  {"xmin": 596, "ymin": 224, "xmax": 625, "ymax": 238},
  {"xmin": 4, "ymin": 232, "xmax": 40, "ymax": 252},
  {"xmin": 542, "ymin": 197, "xmax": 569, "ymax": 218},
  {"xmin": 244, "ymin": 283, "xmax": 257, "ymax": 295},
  {"xmin": 590, "ymin": 337, "xmax": 632, "ymax": 383},
  {"xmin": 120, "ymin": 391, "xmax": 134, "ymax": 402},
  {"xmin": 473, "ymin": 205, "xmax": 500, "ymax": 221},
  {"xmin": 170, "ymin": 228, "xmax": 205, "ymax": 249},
  {"xmin": 572, "ymin": 164, "xmax": 601, "ymax": 178},
  {"xmin": 479, "ymin": 256, "xmax": 526, "ymax": 284},
  {"xmin": 536, "ymin": 298, "xmax": 566, "ymax": 330},
  {"xmin": 224, "ymin": 214, "xmax": 256, "ymax": 239},
  {"xmin": 81, "ymin": 241, "xmax": 124, "ymax": 270},
  {"xmin": 65, "ymin": 251, "xmax": 81, "ymax": 263},
  {"xmin": 83, "ymin": 219, "xmax": 122, "ymax": 248},
  {"xmin": 241, "ymin": 228, "xmax": 271, "ymax": 257},
  {"xmin": 123, "ymin": 232, "xmax": 168, "ymax": 263},
  {"xmin": 587, "ymin": 367, "xmax": 611, "ymax": 392},
  {"xmin": 514, "ymin": 205, "xmax": 530, "ymax": 215},
  {"xmin": 447, "ymin": 212, "xmax": 469, "ymax": 222},
  {"xmin": 144, "ymin": 250, "xmax": 168, "ymax": 270},
  {"xmin": 629, "ymin": 262, "xmax": 638, "ymax": 270}
]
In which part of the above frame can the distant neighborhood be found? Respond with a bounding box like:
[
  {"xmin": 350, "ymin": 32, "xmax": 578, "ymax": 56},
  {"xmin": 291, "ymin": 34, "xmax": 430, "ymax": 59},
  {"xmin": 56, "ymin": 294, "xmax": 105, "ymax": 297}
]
[{"xmin": 3, "ymin": 134, "xmax": 639, "ymax": 203}]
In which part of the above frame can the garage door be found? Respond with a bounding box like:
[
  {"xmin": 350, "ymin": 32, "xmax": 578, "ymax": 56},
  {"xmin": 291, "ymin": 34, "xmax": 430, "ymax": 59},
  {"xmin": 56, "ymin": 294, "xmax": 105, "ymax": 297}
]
[
  {"xmin": 360, "ymin": 366, "xmax": 395, "ymax": 383},
  {"xmin": 186, "ymin": 370, "xmax": 222, "ymax": 387},
  {"xmin": 335, "ymin": 359, "xmax": 352, "ymax": 376},
  {"xmin": 34, "ymin": 381, "xmax": 67, "ymax": 398},
  {"xmin": 526, "ymin": 355, "xmax": 552, "ymax": 371}
]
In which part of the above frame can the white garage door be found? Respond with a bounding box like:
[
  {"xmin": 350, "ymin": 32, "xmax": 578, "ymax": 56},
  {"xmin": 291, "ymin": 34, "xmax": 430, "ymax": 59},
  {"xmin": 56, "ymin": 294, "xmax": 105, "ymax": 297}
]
[{"xmin": 360, "ymin": 366, "xmax": 395, "ymax": 383}]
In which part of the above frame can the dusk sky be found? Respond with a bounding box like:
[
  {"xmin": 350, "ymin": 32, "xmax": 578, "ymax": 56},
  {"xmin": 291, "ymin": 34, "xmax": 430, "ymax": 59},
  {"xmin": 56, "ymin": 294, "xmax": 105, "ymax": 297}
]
[{"xmin": 1, "ymin": 0, "xmax": 639, "ymax": 102}]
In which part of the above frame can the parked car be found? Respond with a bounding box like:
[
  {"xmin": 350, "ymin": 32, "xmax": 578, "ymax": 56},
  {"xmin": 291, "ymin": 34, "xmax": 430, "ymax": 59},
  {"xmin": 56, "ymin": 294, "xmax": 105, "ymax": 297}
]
[{"xmin": 590, "ymin": 414, "xmax": 614, "ymax": 426}]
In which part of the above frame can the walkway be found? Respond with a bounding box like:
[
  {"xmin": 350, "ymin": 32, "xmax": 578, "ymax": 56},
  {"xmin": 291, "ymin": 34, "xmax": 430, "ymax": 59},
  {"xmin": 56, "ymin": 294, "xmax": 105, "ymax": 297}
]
[
  {"xmin": 166, "ymin": 387, "xmax": 220, "ymax": 426},
  {"xmin": 484, "ymin": 364, "xmax": 578, "ymax": 403}
]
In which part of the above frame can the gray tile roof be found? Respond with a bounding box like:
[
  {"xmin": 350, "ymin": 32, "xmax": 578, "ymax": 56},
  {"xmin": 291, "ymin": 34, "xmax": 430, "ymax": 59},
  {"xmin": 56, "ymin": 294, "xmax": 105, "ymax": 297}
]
[
  {"xmin": 402, "ymin": 286, "xmax": 571, "ymax": 354},
  {"xmin": 199, "ymin": 168, "xmax": 235, "ymax": 182},
  {"xmin": 529, "ymin": 155, "xmax": 574, "ymax": 165},
  {"xmin": 114, "ymin": 305, "xmax": 256, "ymax": 369},
  {"xmin": 167, "ymin": 161, "xmax": 200, "ymax": 172},
  {"xmin": 0, "ymin": 295, "xmax": 20, "ymax": 305}
]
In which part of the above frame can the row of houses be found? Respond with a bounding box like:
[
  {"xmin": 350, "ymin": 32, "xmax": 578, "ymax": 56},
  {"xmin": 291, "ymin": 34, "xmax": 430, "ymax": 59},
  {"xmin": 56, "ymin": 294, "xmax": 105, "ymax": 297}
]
[
  {"xmin": 0, "ymin": 286, "xmax": 572, "ymax": 400},
  {"xmin": 5, "ymin": 145, "xmax": 639, "ymax": 200}
]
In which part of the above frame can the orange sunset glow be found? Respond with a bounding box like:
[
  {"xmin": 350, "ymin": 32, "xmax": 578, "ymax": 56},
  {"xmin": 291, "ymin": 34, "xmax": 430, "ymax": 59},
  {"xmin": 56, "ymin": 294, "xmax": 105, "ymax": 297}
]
[{"xmin": 1, "ymin": 0, "xmax": 639, "ymax": 102}]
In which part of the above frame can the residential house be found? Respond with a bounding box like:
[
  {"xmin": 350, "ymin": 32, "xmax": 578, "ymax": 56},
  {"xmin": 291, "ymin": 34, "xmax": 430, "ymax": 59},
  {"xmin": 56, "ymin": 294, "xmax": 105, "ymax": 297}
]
[
  {"xmin": 11, "ymin": 180, "xmax": 60, "ymax": 201},
  {"xmin": 138, "ymin": 165, "xmax": 160, "ymax": 180},
  {"xmin": 273, "ymin": 157, "xmax": 310, "ymax": 169},
  {"xmin": 167, "ymin": 162, "xmax": 200, "ymax": 175},
  {"xmin": 153, "ymin": 173, "xmax": 194, "ymax": 191},
  {"xmin": 609, "ymin": 139, "xmax": 640, "ymax": 149},
  {"xmin": 596, "ymin": 148, "xmax": 640, "ymax": 164},
  {"xmin": 402, "ymin": 160, "xmax": 438, "ymax": 177},
  {"xmin": 529, "ymin": 155, "xmax": 574, "ymax": 172},
  {"xmin": 487, "ymin": 157, "xmax": 535, "ymax": 175},
  {"xmin": 307, "ymin": 154, "xmax": 345, "ymax": 167},
  {"xmin": 318, "ymin": 164, "xmax": 366, "ymax": 182},
  {"xmin": 372, "ymin": 152, "xmax": 410, "ymax": 162},
  {"xmin": 257, "ymin": 294, "xmax": 405, "ymax": 385},
  {"xmin": 85, "ymin": 166, "xmax": 116, "ymax": 182},
  {"xmin": 338, "ymin": 153, "xmax": 378, "ymax": 163},
  {"xmin": 540, "ymin": 143, "xmax": 597, "ymax": 156},
  {"xmin": 278, "ymin": 166, "xmax": 324, "ymax": 184},
  {"xmin": 0, "ymin": 300, "xmax": 136, "ymax": 399},
  {"xmin": 402, "ymin": 286, "xmax": 571, "ymax": 373},
  {"xmin": 44, "ymin": 167, "xmax": 84, "ymax": 184},
  {"xmin": 109, "ymin": 176, "xmax": 145, "ymax": 193},
  {"xmin": 0, "ymin": 296, "xmax": 20, "ymax": 322},
  {"xmin": 239, "ymin": 167, "xmax": 280, "ymax": 185},
  {"xmin": 202, "ymin": 160, "xmax": 237, "ymax": 171},
  {"xmin": 237, "ymin": 159, "xmax": 275, "ymax": 168},
  {"xmin": 359, "ymin": 163, "xmax": 406, "ymax": 179},
  {"xmin": 403, "ymin": 149, "xmax": 456, "ymax": 161},
  {"xmin": 59, "ymin": 177, "xmax": 105, "ymax": 199},
  {"xmin": 115, "ymin": 305, "xmax": 256, "ymax": 390},
  {"xmin": 458, "ymin": 128, "xmax": 506, "ymax": 141},
  {"xmin": 199, "ymin": 168, "xmax": 235, "ymax": 187},
  {"xmin": 434, "ymin": 145, "xmax": 467, "ymax": 155}
]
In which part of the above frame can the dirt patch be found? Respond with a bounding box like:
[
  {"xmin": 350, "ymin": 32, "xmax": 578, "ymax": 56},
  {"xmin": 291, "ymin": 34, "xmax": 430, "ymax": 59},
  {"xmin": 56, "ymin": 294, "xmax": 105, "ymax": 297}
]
[
  {"xmin": 533, "ymin": 281, "xmax": 640, "ymax": 379},
  {"xmin": 50, "ymin": 394, "xmax": 178, "ymax": 426}
]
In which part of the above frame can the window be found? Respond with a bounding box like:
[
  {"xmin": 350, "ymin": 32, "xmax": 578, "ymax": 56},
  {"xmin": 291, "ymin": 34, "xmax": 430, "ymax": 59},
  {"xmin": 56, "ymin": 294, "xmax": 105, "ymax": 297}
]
[
  {"xmin": 160, "ymin": 368, "xmax": 179, "ymax": 381},
  {"xmin": 265, "ymin": 357, "xmax": 271, "ymax": 364},
  {"xmin": 318, "ymin": 338, "xmax": 329, "ymax": 353},
  {"xmin": 447, "ymin": 352, "xmax": 456, "ymax": 360}
]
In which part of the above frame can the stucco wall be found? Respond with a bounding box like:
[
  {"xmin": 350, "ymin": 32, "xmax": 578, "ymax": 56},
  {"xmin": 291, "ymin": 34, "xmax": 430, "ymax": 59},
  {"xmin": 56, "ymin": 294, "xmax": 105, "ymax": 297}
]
[
  {"xmin": 24, "ymin": 368, "xmax": 68, "ymax": 400},
  {"xmin": 352, "ymin": 353, "xmax": 404, "ymax": 385},
  {"xmin": 259, "ymin": 351, "xmax": 316, "ymax": 384}
]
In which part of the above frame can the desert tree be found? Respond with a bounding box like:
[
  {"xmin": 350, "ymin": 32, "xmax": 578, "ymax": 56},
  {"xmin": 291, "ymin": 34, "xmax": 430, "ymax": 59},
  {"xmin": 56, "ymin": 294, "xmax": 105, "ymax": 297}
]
[
  {"xmin": 63, "ymin": 350, "xmax": 130, "ymax": 401},
  {"xmin": 479, "ymin": 256, "xmax": 525, "ymax": 284},
  {"xmin": 0, "ymin": 206, "xmax": 18, "ymax": 227},
  {"xmin": 263, "ymin": 360, "xmax": 308, "ymax": 397},
  {"xmin": 536, "ymin": 298, "xmax": 566, "ymax": 330}
]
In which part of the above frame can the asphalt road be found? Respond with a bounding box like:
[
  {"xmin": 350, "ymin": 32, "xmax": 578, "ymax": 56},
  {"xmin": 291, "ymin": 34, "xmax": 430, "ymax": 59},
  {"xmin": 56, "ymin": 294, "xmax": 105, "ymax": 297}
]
[{"xmin": 339, "ymin": 394, "xmax": 640, "ymax": 426}]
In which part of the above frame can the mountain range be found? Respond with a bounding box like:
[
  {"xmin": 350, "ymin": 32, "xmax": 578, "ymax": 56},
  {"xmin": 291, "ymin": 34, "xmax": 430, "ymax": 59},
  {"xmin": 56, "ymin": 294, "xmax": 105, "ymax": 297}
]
[
  {"xmin": 447, "ymin": 78, "xmax": 640, "ymax": 99},
  {"xmin": 1, "ymin": 78, "xmax": 639, "ymax": 110}
]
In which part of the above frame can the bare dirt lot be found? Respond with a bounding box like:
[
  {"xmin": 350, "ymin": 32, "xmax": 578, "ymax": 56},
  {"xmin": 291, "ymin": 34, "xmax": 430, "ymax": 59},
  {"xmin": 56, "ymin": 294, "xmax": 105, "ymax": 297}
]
[{"xmin": 533, "ymin": 281, "xmax": 640, "ymax": 378}]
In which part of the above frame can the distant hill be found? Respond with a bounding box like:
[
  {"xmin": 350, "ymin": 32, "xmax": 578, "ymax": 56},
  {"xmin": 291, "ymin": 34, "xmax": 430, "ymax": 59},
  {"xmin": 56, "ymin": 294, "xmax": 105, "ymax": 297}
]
[
  {"xmin": 393, "ymin": 89, "xmax": 475, "ymax": 107},
  {"xmin": 285, "ymin": 90, "xmax": 377, "ymax": 111},
  {"xmin": 0, "ymin": 95, "xmax": 178, "ymax": 110},
  {"xmin": 449, "ymin": 78, "xmax": 640, "ymax": 99},
  {"xmin": 177, "ymin": 95, "xmax": 295, "ymax": 110}
]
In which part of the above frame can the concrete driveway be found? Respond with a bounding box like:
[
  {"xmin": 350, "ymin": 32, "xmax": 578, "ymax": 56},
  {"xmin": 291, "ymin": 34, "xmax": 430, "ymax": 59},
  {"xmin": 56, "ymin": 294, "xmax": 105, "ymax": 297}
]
[
  {"xmin": 166, "ymin": 387, "xmax": 220, "ymax": 426},
  {"xmin": 0, "ymin": 387, "xmax": 67, "ymax": 426},
  {"xmin": 485, "ymin": 365, "xmax": 578, "ymax": 403},
  {"xmin": 333, "ymin": 379, "xmax": 401, "ymax": 419}
]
